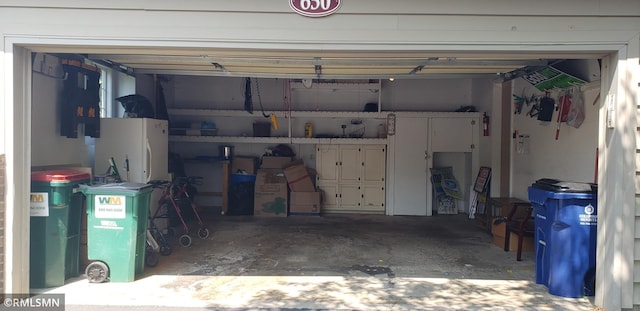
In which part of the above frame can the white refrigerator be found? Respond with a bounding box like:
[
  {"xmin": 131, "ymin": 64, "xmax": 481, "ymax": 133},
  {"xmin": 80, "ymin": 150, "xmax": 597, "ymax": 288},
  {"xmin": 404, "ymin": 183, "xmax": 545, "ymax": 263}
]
[{"xmin": 94, "ymin": 118, "xmax": 169, "ymax": 183}]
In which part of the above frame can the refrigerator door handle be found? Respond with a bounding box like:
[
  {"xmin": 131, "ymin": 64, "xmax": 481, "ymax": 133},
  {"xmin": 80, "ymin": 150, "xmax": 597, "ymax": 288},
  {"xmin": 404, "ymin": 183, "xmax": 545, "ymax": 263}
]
[{"xmin": 146, "ymin": 138, "xmax": 152, "ymax": 183}]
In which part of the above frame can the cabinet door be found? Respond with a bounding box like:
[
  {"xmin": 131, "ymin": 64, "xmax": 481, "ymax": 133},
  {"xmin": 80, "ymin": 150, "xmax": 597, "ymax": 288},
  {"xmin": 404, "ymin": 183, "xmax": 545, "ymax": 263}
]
[
  {"xmin": 316, "ymin": 145, "xmax": 339, "ymax": 182},
  {"xmin": 339, "ymin": 145, "xmax": 361, "ymax": 183},
  {"xmin": 362, "ymin": 183, "xmax": 385, "ymax": 211},
  {"xmin": 339, "ymin": 184, "xmax": 362, "ymax": 209},
  {"xmin": 362, "ymin": 145, "xmax": 386, "ymax": 183},
  {"xmin": 430, "ymin": 117, "xmax": 476, "ymax": 152},
  {"xmin": 317, "ymin": 182, "xmax": 339, "ymax": 209}
]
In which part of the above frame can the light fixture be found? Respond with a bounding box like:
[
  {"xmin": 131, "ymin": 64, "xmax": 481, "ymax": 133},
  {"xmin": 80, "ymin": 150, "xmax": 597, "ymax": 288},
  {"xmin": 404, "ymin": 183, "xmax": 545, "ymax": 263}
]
[{"xmin": 389, "ymin": 77, "xmax": 395, "ymax": 81}]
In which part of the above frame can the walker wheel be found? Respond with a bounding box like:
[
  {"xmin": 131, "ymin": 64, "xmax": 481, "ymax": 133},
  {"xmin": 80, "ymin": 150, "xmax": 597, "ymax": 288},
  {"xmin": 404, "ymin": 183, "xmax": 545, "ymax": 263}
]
[
  {"xmin": 198, "ymin": 228, "xmax": 210, "ymax": 239},
  {"xmin": 145, "ymin": 252, "xmax": 159, "ymax": 267},
  {"xmin": 179, "ymin": 234, "xmax": 192, "ymax": 247},
  {"xmin": 85, "ymin": 261, "xmax": 109, "ymax": 283}
]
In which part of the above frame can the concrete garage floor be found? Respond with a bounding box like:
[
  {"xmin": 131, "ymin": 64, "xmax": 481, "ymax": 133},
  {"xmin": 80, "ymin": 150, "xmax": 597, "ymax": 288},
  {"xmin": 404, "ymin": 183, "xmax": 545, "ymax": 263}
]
[{"xmin": 45, "ymin": 214, "xmax": 597, "ymax": 310}]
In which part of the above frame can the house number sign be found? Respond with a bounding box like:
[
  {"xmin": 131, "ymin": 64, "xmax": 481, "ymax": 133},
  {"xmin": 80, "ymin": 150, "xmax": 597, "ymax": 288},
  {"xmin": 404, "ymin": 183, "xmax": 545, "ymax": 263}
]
[{"xmin": 289, "ymin": 0, "xmax": 341, "ymax": 17}]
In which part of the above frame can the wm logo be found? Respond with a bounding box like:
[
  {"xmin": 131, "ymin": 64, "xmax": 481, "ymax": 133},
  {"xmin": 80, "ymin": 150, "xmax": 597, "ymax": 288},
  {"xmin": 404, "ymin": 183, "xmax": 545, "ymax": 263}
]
[
  {"xmin": 98, "ymin": 196, "xmax": 122, "ymax": 205},
  {"xmin": 30, "ymin": 193, "xmax": 45, "ymax": 202}
]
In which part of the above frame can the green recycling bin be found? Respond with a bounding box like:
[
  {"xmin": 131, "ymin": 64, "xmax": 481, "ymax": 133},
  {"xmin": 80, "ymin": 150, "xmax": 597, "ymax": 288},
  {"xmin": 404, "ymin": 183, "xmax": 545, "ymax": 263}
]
[
  {"xmin": 80, "ymin": 182, "xmax": 152, "ymax": 283},
  {"xmin": 30, "ymin": 169, "xmax": 91, "ymax": 288}
]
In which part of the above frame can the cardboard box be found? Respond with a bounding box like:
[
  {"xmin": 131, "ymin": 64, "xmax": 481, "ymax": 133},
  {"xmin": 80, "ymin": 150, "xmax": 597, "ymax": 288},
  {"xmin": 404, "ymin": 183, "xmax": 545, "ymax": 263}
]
[
  {"xmin": 254, "ymin": 169, "xmax": 288, "ymax": 217},
  {"xmin": 261, "ymin": 156, "xmax": 294, "ymax": 169},
  {"xmin": 283, "ymin": 162, "xmax": 316, "ymax": 192},
  {"xmin": 232, "ymin": 156, "xmax": 259, "ymax": 174},
  {"xmin": 290, "ymin": 191, "xmax": 321, "ymax": 215},
  {"xmin": 491, "ymin": 220, "xmax": 534, "ymax": 252}
]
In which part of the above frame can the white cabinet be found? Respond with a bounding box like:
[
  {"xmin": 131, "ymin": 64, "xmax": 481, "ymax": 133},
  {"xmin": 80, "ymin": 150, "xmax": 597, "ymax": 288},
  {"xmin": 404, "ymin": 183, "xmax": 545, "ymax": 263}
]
[
  {"xmin": 430, "ymin": 117, "xmax": 478, "ymax": 152},
  {"xmin": 389, "ymin": 113, "xmax": 480, "ymax": 216},
  {"xmin": 316, "ymin": 144, "xmax": 386, "ymax": 213}
]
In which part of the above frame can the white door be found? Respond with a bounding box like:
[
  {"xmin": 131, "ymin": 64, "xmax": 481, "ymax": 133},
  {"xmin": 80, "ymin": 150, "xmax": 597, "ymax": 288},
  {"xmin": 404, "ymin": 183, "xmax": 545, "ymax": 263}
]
[
  {"xmin": 362, "ymin": 183, "xmax": 385, "ymax": 211},
  {"xmin": 430, "ymin": 117, "xmax": 475, "ymax": 152},
  {"xmin": 317, "ymin": 182, "xmax": 339, "ymax": 210},
  {"xmin": 339, "ymin": 184, "xmax": 362, "ymax": 209},
  {"xmin": 316, "ymin": 145, "xmax": 339, "ymax": 182},
  {"xmin": 362, "ymin": 145, "xmax": 386, "ymax": 183},
  {"xmin": 143, "ymin": 118, "xmax": 169, "ymax": 182},
  {"xmin": 393, "ymin": 117, "xmax": 429, "ymax": 216},
  {"xmin": 339, "ymin": 145, "xmax": 361, "ymax": 183}
]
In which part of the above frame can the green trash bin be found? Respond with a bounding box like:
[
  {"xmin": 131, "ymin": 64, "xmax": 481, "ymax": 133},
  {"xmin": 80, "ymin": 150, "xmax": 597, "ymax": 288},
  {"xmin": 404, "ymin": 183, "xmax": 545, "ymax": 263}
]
[
  {"xmin": 80, "ymin": 182, "xmax": 152, "ymax": 283},
  {"xmin": 30, "ymin": 169, "xmax": 91, "ymax": 288}
]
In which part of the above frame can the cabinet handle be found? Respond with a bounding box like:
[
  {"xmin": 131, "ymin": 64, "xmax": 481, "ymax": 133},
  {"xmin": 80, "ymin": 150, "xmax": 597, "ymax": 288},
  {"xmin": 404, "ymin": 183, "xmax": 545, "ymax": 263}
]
[
  {"xmin": 362, "ymin": 162, "xmax": 364, "ymax": 166},
  {"xmin": 358, "ymin": 177, "xmax": 360, "ymax": 181},
  {"xmin": 471, "ymin": 120, "xmax": 476, "ymax": 125},
  {"xmin": 339, "ymin": 194, "xmax": 342, "ymax": 198},
  {"xmin": 471, "ymin": 144, "xmax": 475, "ymax": 149},
  {"xmin": 361, "ymin": 194, "xmax": 364, "ymax": 198},
  {"xmin": 335, "ymin": 193, "xmax": 338, "ymax": 198},
  {"xmin": 340, "ymin": 161, "xmax": 342, "ymax": 165},
  {"xmin": 381, "ymin": 178, "xmax": 384, "ymax": 181}
]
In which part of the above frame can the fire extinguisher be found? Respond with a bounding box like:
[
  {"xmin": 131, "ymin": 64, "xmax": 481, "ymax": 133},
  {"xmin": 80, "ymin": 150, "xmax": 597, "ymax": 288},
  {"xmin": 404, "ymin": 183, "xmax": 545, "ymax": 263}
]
[{"xmin": 482, "ymin": 112, "xmax": 490, "ymax": 136}]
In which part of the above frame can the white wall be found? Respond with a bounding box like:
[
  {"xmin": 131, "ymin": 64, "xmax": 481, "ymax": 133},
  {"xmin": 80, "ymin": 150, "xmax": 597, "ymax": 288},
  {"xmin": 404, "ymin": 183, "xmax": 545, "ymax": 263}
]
[
  {"xmin": 510, "ymin": 78, "xmax": 600, "ymax": 199},
  {"xmin": 31, "ymin": 66, "xmax": 92, "ymax": 167}
]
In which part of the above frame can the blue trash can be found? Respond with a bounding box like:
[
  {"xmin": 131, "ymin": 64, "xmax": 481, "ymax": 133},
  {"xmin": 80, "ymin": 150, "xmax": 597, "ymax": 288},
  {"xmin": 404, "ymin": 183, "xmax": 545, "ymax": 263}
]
[{"xmin": 528, "ymin": 179, "xmax": 597, "ymax": 298}]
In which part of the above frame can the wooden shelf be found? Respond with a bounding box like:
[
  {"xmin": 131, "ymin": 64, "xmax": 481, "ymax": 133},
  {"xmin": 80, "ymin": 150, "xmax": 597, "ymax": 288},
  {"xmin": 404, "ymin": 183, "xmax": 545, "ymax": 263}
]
[
  {"xmin": 169, "ymin": 135, "xmax": 387, "ymax": 145},
  {"xmin": 168, "ymin": 108, "xmax": 388, "ymax": 119},
  {"xmin": 289, "ymin": 81, "xmax": 380, "ymax": 91}
]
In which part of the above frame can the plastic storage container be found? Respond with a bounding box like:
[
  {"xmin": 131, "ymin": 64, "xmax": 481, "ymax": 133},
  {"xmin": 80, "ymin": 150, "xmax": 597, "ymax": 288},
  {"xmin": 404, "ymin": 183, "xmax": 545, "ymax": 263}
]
[
  {"xmin": 30, "ymin": 169, "xmax": 91, "ymax": 288},
  {"xmin": 528, "ymin": 178, "xmax": 597, "ymax": 298},
  {"xmin": 80, "ymin": 182, "xmax": 152, "ymax": 283},
  {"xmin": 228, "ymin": 173, "xmax": 256, "ymax": 215}
]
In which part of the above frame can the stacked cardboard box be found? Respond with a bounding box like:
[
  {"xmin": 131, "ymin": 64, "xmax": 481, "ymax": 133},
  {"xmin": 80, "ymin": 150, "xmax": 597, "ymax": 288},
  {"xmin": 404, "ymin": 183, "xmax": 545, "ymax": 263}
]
[
  {"xmin": 283, "ymin": 161, "xmax": 320, "ymax": 216},
  {"xmin": 232, "ymin": 156, "xmax": 259, "ymax": 174},
  {"xmin": 253, "ymin": 169, "xmax": 288, "ymax": 217}
]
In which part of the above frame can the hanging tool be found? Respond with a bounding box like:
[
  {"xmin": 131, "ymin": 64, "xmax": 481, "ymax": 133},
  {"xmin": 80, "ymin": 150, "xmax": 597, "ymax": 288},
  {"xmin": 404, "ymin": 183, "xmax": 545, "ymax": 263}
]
[
  {"xmin": 244, "ymin": 77, "xmax": 254, "ymax": 114},
  {"xmin": 555, "ymin": 90, "xmax": 572, "ymax": 140},
  {"xmin": 538, "ymin": 92, "xmax": 555, "ymax": 122},
  {"xmin": 254, "ymin": 78, "xmax": 278, "ymax": 130},
  {"xmin": 124, "ymin": 154, "xmax": 130, "ymax": 182}
]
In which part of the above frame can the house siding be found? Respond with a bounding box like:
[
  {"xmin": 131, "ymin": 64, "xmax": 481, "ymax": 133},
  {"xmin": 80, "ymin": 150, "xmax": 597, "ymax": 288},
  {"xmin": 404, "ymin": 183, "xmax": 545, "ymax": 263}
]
[{"xmin": 635, "ymin": 78, "xmax": 640, "ymax": 306}]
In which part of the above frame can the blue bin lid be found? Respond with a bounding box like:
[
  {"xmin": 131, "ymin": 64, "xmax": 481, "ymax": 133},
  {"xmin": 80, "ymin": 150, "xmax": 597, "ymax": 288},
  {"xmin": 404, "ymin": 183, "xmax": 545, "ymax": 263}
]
[{"xmin": 532, "ymin": 178, "xmax": 597, "ymax": 193}]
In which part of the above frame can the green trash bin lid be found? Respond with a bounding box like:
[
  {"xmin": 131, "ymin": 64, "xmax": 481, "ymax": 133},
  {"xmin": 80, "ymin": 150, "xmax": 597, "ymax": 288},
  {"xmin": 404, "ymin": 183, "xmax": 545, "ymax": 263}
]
[
  {"xmin": 79, "ymin": 182, "xmax": 152, "ymax": 195},
  {"xmin": 32, "ymin": 169, "xmax": 91, "ymax": 183}
]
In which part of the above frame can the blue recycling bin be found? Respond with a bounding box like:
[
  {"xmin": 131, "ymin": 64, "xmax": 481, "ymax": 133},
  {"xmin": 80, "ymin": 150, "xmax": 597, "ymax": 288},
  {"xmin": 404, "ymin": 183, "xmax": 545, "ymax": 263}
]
[{"xmin": 528, "ymin": 179, "xmax": 597, "ymax": 298}]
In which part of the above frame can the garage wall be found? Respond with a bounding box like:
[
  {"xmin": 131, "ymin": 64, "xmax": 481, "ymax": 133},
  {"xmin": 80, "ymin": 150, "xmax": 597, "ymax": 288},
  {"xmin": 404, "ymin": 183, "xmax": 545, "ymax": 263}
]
[
  {"xmin": 31, "ymin": 68, "xmax": 92, "ymax": 167},
  {"xmin": 510, "ymin": 78, "xmax": 600, "ymax": 199}
]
